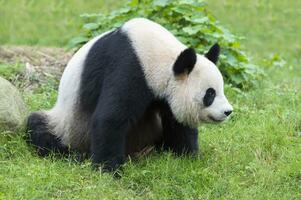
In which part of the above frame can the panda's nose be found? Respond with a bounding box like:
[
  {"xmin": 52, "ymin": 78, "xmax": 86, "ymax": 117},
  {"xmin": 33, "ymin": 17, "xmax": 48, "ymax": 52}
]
[{"xmin": 224, "ymin": 110, "xmax": 232, "ymax": 116}]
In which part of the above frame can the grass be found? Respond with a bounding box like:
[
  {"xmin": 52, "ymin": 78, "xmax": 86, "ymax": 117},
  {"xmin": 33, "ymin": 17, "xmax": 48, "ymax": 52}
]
[
  {"xmin": 1, "ymin": 0, "xmax": 301, "ymax": 199},
  {"xmin": 0, "ymin": 0, "xmax": 121, "ymax": 47}
]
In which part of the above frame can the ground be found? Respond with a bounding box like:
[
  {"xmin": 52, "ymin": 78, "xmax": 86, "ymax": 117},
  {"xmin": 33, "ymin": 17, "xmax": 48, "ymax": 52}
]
[{"xmin": 0, "ymin": 0, "xmax": 300, "ymax": 199}]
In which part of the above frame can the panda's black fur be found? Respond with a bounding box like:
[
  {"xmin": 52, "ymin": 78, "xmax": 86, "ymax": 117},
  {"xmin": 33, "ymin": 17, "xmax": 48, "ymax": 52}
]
[
  {"xmin": 27, "ymin": 112, "xmax": 69, "ymax": 156},
  {"xmin": 26, "ymin": 19, "xmax": 225, "ymax": 172}
]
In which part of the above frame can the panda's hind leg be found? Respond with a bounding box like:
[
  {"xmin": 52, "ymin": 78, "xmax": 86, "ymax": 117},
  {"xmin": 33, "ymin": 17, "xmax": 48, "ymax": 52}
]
[{"xmin": 26, "ymin": 112, "xmax": 69, "ymax": 156}]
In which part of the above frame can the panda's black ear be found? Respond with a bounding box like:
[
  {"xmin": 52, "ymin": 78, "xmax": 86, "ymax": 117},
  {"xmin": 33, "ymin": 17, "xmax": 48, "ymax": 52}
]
[
  {"xmin": 205, "ymin": 43, "xmax": 220, "ymax": 64},
  {"xmin": 173, "ymin": 48, "xmax": 197, "ymax": 76}
]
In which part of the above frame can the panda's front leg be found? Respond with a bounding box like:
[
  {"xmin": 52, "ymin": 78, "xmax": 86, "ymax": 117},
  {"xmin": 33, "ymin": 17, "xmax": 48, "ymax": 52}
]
[{"xmin": 159, "ymin": 102, "xmax": 199, "ymax": 155}]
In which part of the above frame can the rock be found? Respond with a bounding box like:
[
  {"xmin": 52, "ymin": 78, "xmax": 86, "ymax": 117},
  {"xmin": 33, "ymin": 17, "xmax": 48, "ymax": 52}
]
[{"xmin": 0, "ymin": 77, "xmax": 28, "ymax": 131}]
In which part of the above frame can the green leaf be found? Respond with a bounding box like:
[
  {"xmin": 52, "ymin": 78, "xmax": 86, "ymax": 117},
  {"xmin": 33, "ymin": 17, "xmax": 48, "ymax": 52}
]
[
  {"xmin": 231, "ymin": 74, "xmax": 245, "ymax": 84},
  {"xmin": 128, "ymin": 0, "xmax": 139, "ymax": 7},
  {"xmin": 83, "ymin": 23, "xmax": 99, "ymax": 30},
  {"xmin": 153, "ymin": 0, "xmax": 171, "ymax": 7},
  {"xmin": 172, "ymin": 6, "xmax": 193, "ymax": 15},
  {"xmin": 183, "ymin": 26, "xmax": 202, "ymax": 35},
  {"xmin": 190, "ymin": 17, "xmax": 208, "ymax": 24},
  {"xmin": 68, "ymin": 36, "xmax": 89, "ymax": 49},
  {"xmin": 179, "ymin": 0, "xmax": 206, "ymax": 7}
]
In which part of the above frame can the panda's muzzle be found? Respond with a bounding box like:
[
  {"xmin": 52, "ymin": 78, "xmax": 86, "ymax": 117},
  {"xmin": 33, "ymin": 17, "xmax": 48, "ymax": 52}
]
[
  {"xmin": 208, "ymin": 108, "xmax": 233, "ymax": 123},
  {"xmin": 208, "ymin": 115, "xmax": 225, "ymax": 123}
]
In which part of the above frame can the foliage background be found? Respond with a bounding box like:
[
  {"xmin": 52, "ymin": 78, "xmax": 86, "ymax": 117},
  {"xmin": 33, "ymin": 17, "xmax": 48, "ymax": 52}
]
[{"xmin": 70, "ymin": 0, "xmax": 263, "ymax": 89}]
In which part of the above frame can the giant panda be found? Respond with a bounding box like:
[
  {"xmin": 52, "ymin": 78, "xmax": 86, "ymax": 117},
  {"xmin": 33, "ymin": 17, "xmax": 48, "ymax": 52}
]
[{"xmin": 27, "ymin": 18, "xmax": 233, "ymax": 172}]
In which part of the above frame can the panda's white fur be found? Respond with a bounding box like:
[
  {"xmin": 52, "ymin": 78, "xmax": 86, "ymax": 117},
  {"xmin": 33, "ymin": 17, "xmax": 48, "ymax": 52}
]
[{"xmin": 123, "ymin": 18, "xmax": 232, "ymax": 126}]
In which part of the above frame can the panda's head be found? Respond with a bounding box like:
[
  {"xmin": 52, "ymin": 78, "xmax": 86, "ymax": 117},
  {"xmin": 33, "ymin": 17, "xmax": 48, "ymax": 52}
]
[{"xmin": 167, "ymin": 44, "xmax": 233, "ymax": 127}]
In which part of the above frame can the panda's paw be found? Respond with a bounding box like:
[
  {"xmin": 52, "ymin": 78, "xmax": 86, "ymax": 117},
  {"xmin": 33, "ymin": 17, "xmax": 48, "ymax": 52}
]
[{"xmin": 92, "ymin": 156, "xmax": 125, "ymax": 175}]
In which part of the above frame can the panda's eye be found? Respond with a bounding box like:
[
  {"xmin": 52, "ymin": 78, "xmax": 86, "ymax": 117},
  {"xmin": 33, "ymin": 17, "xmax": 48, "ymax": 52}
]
[{"xmin": 203, "ymin": 88, "xmax": 216, "ymax": 107}]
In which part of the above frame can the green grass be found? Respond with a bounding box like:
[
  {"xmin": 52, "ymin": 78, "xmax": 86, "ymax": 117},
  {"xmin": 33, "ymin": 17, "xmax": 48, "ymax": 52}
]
[
  {"xmin": 1, "ymin": 0, "xmax": 301, "ymax": 199},
  {"xmin": 0, "ymin": 0, "xmax": 121, "ymax": 47}
]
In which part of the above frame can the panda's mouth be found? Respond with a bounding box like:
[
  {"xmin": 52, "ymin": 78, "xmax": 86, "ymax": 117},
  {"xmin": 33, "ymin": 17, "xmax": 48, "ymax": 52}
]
[{"xmin": 208, "ymin": 115, "xmax": 224, "ymax": 123}]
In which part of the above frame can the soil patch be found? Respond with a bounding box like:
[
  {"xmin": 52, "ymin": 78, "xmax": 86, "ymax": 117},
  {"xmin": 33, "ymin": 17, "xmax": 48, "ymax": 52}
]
[{"xmin": 0, "ymin": 45, "xmax": 74, "ymax": 79}]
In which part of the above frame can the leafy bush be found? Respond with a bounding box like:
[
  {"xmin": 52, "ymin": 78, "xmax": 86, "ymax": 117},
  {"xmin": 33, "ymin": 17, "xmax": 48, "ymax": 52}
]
[{"xmin": 70, "ymin": 0, "xmax": 263, "ymax": 89}]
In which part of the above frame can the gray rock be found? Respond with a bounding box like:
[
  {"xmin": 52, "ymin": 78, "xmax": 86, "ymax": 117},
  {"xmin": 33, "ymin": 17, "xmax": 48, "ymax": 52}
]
[{"xmin": 0, "ymin": 77, "xmax": 28, "ymax": 131}]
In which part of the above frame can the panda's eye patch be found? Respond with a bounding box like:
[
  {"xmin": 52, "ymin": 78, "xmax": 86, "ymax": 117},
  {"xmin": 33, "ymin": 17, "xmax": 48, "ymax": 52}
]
[{"xmin": 203, "ymin": 88, "xmax": 216, "ymax": 107}]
